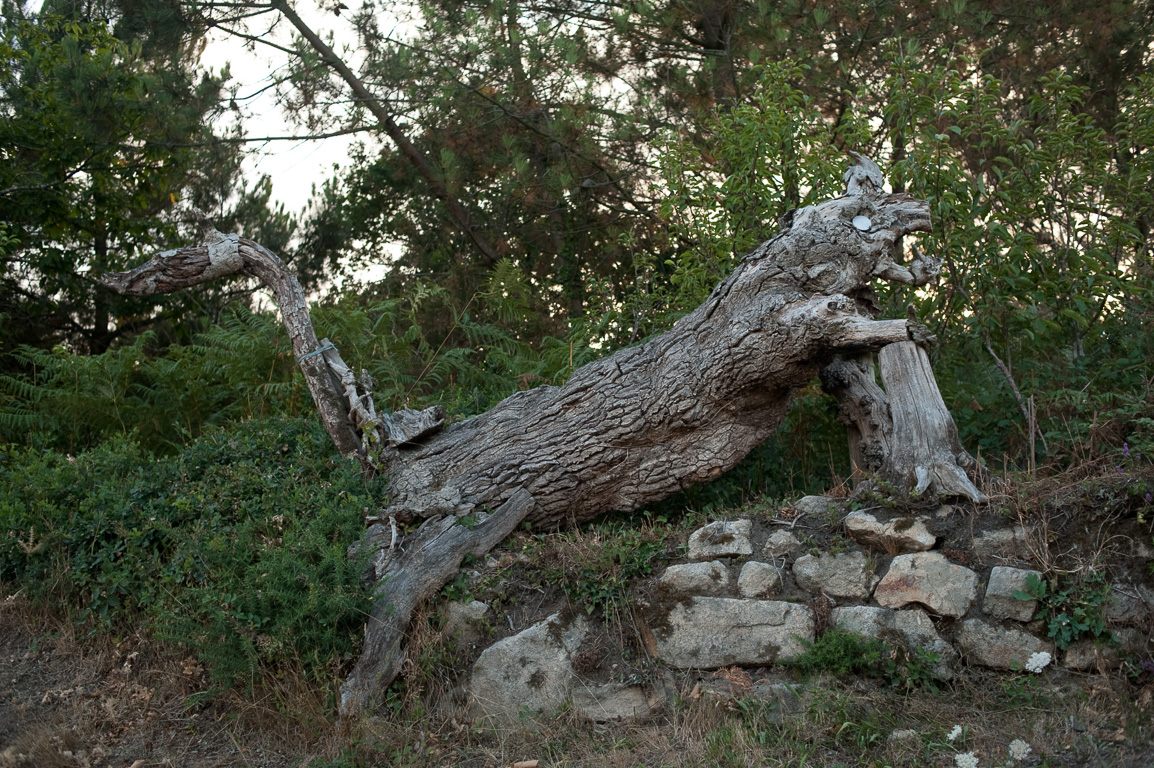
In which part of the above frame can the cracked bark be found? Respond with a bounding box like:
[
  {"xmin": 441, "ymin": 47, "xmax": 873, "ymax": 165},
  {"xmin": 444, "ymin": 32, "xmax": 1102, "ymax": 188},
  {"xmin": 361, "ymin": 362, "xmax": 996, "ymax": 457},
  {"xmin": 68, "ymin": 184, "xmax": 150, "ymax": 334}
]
[{"xmin": 100, "ymin": 156, "xmax": 984, "ymax": 716}]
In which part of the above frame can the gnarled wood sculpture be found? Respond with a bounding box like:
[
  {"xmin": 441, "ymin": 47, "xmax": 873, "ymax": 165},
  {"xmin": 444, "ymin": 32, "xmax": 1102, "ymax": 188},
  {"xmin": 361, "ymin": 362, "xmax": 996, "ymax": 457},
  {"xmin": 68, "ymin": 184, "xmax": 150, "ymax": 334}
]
[{"xmin": 101, "ymin": 155, "xmax": 985, "ymax": 717}]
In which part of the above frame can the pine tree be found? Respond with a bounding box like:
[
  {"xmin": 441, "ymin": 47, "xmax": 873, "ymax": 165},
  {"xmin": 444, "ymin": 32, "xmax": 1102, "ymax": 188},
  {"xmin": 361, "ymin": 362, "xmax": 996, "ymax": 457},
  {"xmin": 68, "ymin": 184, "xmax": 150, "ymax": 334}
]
[{"xmin": 0, "ymin": 0, "xmax": 292, "ymax": 357}]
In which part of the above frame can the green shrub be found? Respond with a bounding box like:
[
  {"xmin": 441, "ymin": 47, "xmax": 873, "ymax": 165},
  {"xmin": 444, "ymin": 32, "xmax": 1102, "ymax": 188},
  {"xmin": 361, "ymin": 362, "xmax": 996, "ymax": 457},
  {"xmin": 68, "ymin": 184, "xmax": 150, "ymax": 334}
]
[
  {"xmin": 790, "ymin": 629, "xmax": 886, "ymax": 678},
  {"xmin": 790, "ymin": 628, "xmax": 941, "ymax": 691},
  {"xmin": 0, "ymin": 416, "xmax": 378, "ymax": 691}
]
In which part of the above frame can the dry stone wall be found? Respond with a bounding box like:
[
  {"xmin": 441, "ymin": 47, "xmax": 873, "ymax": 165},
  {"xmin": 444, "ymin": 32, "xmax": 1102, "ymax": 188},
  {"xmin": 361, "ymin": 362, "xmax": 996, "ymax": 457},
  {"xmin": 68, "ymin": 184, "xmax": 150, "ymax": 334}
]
[{"xmin": 449, "ymin": 495, "xmax": 1153, "ymax": 725}]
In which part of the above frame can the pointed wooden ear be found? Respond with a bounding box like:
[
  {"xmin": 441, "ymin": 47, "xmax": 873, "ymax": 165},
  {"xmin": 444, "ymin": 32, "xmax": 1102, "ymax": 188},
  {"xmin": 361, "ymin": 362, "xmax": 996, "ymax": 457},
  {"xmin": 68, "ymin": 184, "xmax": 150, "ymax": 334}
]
[
  {"xmin": 189, "ymin": 207, "xmax": 228, "ymax": 246},
  {"xmin": 843, "ymin": 152, "xmax": 886, "ymax": 196}
]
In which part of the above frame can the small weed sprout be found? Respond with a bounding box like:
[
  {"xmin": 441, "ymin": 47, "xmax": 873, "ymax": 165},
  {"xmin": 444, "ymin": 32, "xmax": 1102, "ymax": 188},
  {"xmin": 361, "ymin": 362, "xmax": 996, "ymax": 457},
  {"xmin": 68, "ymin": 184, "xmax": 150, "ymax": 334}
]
[
  {"xmin": 12, "ymin": 528, "xmax": 44, "ymax": 554},
  {"xmin": 1002, "ymin": 657, "xmax": 1051, "ymax": 707}
]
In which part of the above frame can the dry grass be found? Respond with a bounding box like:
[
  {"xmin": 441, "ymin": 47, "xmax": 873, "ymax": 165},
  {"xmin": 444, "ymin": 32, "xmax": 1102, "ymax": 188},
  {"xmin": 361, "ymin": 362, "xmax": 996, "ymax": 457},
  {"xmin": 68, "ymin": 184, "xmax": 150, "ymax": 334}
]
[
  {"xmin": 981, "ymin": 459, "xmax": 1154, "ymax": 580},
  {"xmin": 0, "ymin": 588, "xmax": 337, "ymax": 767},
  {"xmin": 4, "ymin": 591, "xmax": 1153, "ymax": 768},
  {"xmin": 293, "ymin": 647, "xmax": 1154, "ymax": 768}
]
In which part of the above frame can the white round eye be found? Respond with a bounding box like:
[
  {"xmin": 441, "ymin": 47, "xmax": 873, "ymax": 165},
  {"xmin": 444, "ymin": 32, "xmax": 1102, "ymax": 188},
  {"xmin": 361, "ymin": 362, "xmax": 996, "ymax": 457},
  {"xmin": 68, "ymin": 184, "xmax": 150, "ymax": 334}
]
[{"xmin": 852, "ymin": 215, "xmax": 872, "ymax": 231}]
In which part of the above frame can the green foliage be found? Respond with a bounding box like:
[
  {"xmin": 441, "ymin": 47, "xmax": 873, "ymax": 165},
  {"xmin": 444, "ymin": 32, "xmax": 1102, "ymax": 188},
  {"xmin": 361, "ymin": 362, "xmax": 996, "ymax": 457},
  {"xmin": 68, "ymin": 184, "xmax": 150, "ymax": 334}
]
[
  {"xmin": 0, "ymin": 309, "xmax": 303, "ymax": 453},
  {"xmin": 0, "ymin": 268, "xmax": 633, "ymax": 454},
  {"xmin": 0, "ymin": 416, "xmax": 377, "ymax": 691},
  {"xmin": 656, "ymin": 62, "xmax": 870, "ymax": 318},
  {"xmin": 545, "ymin": 522, "xmax": 668, "ymax": 617},
  {"xmin": 887, "ymin": 647, "xmax": 943, "ymax": 693},
  {"xmin": 299, "ymin": 0, "xmax": 1154, "ymax": 343},
  {"xmin": 790, "ymin": 629, "xmax": 887, "ymax": 678},
  {"xmin": 879, "ymin": 49, "xmax": 1154, "ymax": 464},
  {"xmin": 1013, "ymin": 571, "xmax": 1112, "ymax": 650},
  {"xmin": 11, "ymin": 20, "xmax": 1145, "ymax": 484},
  {"xmin": 791, "ymin": 628, "xmax": 941, "ymax": 692},
  {"xmin": 1000, "ymin": 672, "xmax": 1048, "ymax": 708},
  {"xmin": 648, "ymin": 44, "xmax": 1154, "ymax": 470},
  {"xmin": 0, "ymin": 6, "xmax": 291, "ymax": 357}
]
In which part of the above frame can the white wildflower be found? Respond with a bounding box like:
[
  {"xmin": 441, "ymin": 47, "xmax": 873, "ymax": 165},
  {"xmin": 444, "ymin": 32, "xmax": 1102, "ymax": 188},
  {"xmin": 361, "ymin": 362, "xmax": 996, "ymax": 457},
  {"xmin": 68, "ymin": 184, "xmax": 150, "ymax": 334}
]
[
  {"xmin": 1008, "ymin": 739, "xmax": 1032, "ymax": 762},
  {"xmin": 955, "ymin": 752, "xmax": 979, "ymax": 768},
  {"xmin": 947, "ymin": 724, "xmax": 964, "ymax": 742},
  {"xmin": 1024, "ymin": 651, "xmax": 1051, "ymax": 674}
]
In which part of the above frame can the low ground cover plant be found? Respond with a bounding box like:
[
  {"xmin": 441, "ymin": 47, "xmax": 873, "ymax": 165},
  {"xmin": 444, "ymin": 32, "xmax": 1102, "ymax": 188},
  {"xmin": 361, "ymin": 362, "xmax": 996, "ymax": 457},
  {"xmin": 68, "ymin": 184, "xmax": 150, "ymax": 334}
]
[{"xmin": 0, "ymin": 416, "xmax": 377, "ymax": 692}]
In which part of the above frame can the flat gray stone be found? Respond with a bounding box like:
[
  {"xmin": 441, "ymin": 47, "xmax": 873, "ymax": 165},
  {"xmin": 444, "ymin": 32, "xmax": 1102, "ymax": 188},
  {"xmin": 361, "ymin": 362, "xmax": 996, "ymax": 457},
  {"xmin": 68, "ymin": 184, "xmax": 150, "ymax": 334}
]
[
  {"xmin": 1105, "ymin": 583, "xmax": 1154, "ymax": 626},
  {"xmin": 571, "ymin": 683, "xmax": 663, "ymax": 722},
  {"xmin": 844, "ymin": 511, "xmax": 935, "ymax": 553},
  {"xmin": 687, "ymin": 520, "xmax": 753, "ymax": 560},
  {"xmin": 1063, "ymin": 629, "xmax": 1144, "ymax": 672},
  {"xmin": 467, "ymin": 613, "xmax": 588, "ymax": 724},
  {"xmin": 874, "ymin": 552, "xmax": 978, "ymax": 618},
  {"xmin": 793, "ymin": 551, "xmax": 878, "ymax": 599},
  {"xmin": 738, "ymin": 561, "xmax": 784, "ymax": 598},
  {"xmin": 695, "ymin": 678, "xmax": 804, "ymax": 723},
  {"xmin": 972, "ymin": 526, "xmax": 1029, "ymax": 559},
  {"xmin": 659, "ymin": 561, "xmax": 730, "ymax": 595},
  {"xmin": 955, "ymin": 618, "xmax": 1055, "ymax": 670},
  {"xmin": 832, "ymin": 605, "xmax": 957, "ymax": 679},
  {"xmin": 443, "ymin": 600, "xmax": 490, "ymax": 646},
  {"xmin": 763, "ymin": 530, "xmax": 802, "ymax": 557},
  {"xmin": 792, "ymin": 495, "xmax": 840, "ymax": 518},
  {"xmin": 647, "ymin": 597, "xmax": 814, "ymax": 668},
  {"xmin": 749, "ymin": 681, "xmax": 804, "ymax": 716},
  {"xmin": 983, "ymin": 567, "xmax": 1042, "ymax": 622},
  {"xmin": 1131, "ymin": 538, "xmax": 1154, "ymax": 559}
]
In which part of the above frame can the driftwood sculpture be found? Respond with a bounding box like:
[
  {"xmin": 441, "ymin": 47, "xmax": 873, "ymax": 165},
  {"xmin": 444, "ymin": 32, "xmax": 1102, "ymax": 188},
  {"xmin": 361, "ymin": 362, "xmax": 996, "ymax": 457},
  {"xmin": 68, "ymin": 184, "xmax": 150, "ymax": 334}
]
[{"xmin": 101, "ymin": 155, "xmax": 985, "ymax": 716}]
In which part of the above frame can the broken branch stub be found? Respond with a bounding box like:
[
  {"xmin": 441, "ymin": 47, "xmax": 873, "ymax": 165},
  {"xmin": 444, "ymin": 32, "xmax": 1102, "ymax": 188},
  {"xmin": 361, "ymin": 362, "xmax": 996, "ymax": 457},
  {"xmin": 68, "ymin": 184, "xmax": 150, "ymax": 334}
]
[
  {"xmin": 339, "ymin": 487, "xmax": 535, "ymax": 717},
  {"xmin": 821, "ymin": 346, "xmax": 987, "ymax": 503},
  {"xmin": 878, "ymin": 342, "xmax": 987, "ymax": 502}
]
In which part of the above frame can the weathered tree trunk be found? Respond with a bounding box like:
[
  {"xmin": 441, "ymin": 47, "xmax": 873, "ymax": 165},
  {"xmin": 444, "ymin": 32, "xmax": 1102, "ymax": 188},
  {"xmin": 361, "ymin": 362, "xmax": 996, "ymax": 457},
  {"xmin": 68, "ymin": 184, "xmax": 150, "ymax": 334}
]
[
  {"xmin": 100, "ymin": 155, "xmax": 984, "ymax": 716},
  {"xmin": 376, "ymin": 155, "xmax": 948, "ymax": 529}
]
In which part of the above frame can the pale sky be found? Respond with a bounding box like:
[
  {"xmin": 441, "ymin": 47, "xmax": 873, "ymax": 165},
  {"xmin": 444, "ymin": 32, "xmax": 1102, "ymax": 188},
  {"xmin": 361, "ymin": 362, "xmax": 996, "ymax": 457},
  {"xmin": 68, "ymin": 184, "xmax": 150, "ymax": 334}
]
[
  {"xmin": 20, "ymin": 0, "xmax": 363, "ymax": 214},
  {"xmin": 198, "ymin": 3, "xmax": 399, "ymax": 282},
  {"xmin": 198, "ymin": 3, "xmax": 368, "ymax": 216}
]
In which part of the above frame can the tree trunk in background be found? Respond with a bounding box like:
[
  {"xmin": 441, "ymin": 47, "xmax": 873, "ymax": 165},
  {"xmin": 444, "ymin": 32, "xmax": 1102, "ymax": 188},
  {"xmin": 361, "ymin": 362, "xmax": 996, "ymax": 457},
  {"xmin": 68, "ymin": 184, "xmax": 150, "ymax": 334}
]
[{"xmin": 100, "ymin": 155, "xmax": 985, "ymax": 715}]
